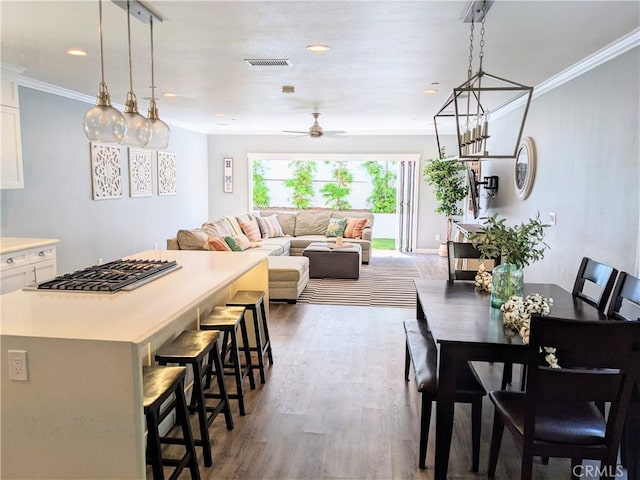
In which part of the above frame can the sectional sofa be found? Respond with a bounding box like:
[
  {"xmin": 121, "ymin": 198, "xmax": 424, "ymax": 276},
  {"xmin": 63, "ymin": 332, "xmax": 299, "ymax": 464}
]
[
  {"xmin": 166, "ymin": 209, "xmax": 374, "ymax": 302},
  {"xmin": 166, "ymin": 209, "xmax": 374, "ymax": 263}
]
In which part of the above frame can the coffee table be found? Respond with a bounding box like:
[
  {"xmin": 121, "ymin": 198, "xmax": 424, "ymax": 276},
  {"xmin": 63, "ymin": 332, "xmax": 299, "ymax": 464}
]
[{"xmin": 302, "ymin": 242, "xmax": 362, "ymax": 279}]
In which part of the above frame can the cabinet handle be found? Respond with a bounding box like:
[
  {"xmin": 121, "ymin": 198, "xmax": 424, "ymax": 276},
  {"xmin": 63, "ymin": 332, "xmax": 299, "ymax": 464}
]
[
  {"xmin": 7, "ymin": 258, "xmax": 14, "ymax": 264},
  {"xmin": 38, "ymin": 251, "xmax": 45, "ymax": 256}
]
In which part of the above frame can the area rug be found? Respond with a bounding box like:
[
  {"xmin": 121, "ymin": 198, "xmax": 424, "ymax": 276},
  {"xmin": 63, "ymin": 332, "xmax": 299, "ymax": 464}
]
[{"xmin": 297, "ymin": 255, "xmax": 420, "ymax": 309}]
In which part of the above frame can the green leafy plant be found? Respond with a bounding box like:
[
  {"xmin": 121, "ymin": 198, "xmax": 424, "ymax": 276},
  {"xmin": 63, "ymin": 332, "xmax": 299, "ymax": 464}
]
[
  {"xmin": 252, "ymin": 160, "xmax": 270, "ymax": 208},
  {"xmin": 469, "ymin": 213, "xmax": 550, "ymax": 269},
  {"xmin": 422, "ymin": 149, "xmax": 467, "ymax": 241},
  {"xmin": 284, "ymin": 161, "xmax": 317, "ymax": 209},
  {"xmin": 363, "ymin": 161, "xmax": 396, "ymax": 213},
  {"xmin": 320, "ymin": 161, "xmax": 352, "ymax": 210}
]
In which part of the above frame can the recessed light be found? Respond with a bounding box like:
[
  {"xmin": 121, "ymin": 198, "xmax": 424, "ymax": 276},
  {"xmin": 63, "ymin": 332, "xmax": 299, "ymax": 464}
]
[
  {"xmin": 162, "ymin": 92, "xmax": 177, "ymax": 97},
  {"xmin": 67, "ymin": 48, "xmax": 87, "ymax": 56},
  {"xmin": 215, "ymin": 113, "xmax": 225, "ymax": 117},
  {"xmin": 423, "ymin": 89, "xmax": 438, "ymax": 94},
  {"xmin": 306, "ymin": 44, "xmax": 330, "ymax": 53}
]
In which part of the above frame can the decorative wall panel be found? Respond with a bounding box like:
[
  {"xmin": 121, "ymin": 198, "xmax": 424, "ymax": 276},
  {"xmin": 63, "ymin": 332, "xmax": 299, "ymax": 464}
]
[
  {"xmin": 157, "ymin": 151, "xmax": 177, "ymax": 195},
  {"xmin": 128, "ymin": 148, "xmax": 153, "ymax": 197},
  {"xmin": 90, "ymin": 142, "xmax": 122, "ymax": 200}
]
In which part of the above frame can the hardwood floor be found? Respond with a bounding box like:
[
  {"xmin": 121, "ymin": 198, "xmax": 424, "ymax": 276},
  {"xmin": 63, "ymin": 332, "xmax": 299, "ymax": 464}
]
[{"xmin": 166, "ymin": 253, "xmax": 617, "ymax": 480}]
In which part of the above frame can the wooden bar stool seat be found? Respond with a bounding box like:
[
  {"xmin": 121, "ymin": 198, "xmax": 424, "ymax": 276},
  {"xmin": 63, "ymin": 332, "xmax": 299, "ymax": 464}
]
[
  {"xmin": 155, "ymin": 330, "xmax": 233, "ymax": 468},
  {"xmin": 143, "ymin": 365, "xmax": 200, "ymax": 480},
  {"xmin": 227, "ymin": 290, "xmax": 273, "ymax": 384},
  {"xmin": 200, "ymin": 306, "xmax": 254, "ymax": 416}
]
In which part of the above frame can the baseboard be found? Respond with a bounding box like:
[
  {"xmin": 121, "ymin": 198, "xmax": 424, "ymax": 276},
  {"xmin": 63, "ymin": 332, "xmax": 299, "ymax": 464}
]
[{"xmin": 415, "ymin": 248, "xmax": 440, "ymax": 254}]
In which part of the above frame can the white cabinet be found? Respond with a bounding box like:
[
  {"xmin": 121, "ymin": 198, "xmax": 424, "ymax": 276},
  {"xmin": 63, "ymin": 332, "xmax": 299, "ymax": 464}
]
[
  {"xmin": 1, "ymin": 74, "xmax": 24, "ymax": 189},
  {"xmin": 0, "ymin": 239, "xmax": 58, "ymax": 294}
]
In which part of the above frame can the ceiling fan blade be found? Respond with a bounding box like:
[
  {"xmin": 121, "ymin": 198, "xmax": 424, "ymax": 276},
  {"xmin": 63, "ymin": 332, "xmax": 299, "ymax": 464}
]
[
  {"xmin": 324, "ymin": 130, "xmax": 347, "ymax": 136},
  {"xmin": 282, "ymin": 130, "xmax": 309, "ymax": 134}
]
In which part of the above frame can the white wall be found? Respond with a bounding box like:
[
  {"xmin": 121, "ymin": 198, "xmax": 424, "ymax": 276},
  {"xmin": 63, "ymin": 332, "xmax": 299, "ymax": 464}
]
[
  {"xmin": 0, "ymin": 88, "xmax": 210, "ymax": 273},
  {"xmin": 481, "ymin": 48, "xmax": 639, "ymax": 291}
]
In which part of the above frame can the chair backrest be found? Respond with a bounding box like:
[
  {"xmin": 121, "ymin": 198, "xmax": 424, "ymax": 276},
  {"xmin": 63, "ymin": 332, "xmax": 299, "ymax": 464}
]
[
  {"xmin": 447, "ymin": 241, "xmax": 500, "ymax": 281},
  {"xmin": 607, "ymin": 271, "xmax": 640, "ymax": 322},
  {"xmin": 571, "ymin": 257, "xmax": 618, "ymax": 312},
  {"xmin": 524, "ymin": 315, "xmax": 640, "ymax": 453}
]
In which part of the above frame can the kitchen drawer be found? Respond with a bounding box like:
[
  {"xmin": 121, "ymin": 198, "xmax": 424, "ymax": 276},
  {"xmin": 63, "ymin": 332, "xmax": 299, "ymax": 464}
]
[
  {"xmin": 30, "ymin": 245, "xmax": 56, "ymax": 264},
  {"xmin": 1, "ymin": 265, "xmax": 31, "ymax": 294},
  {"xmin": 0, "ymin": 249, "xmax": 29, "ymax": 272}
]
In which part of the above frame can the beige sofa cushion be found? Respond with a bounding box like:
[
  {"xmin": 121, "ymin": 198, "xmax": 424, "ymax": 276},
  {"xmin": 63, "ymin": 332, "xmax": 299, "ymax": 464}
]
[
  {"xmin": 294, "ymin": 210, "xmax": 331, "ymax": 236},
  {"xmin": 202, "ymin": 217, "xmax": 237, "ymax": 238},
  {"xmin": 176, "ymin": 228, "xmax": 209, "ymax": 250}
]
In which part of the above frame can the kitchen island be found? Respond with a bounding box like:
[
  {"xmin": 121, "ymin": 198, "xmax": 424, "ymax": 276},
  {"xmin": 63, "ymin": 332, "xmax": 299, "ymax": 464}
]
[{"xmin": 1, "ymin": 249, "xmax": 269, "ymax": 479}]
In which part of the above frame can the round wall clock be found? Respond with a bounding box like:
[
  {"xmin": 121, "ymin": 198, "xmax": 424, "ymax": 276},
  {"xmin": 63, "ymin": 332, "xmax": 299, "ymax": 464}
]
[{"xmin": 514, "ymin": 137, "xmax": 536, "ymax": 200}]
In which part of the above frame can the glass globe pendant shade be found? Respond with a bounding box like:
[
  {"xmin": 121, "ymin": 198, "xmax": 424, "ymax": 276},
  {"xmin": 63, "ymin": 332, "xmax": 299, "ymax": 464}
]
[
  {"xmin": 146, "ymin": 99, "xmax": 170, "ymax": 149},
  {"xmin": 83, "ymin": 82, "xmax": 127, "ymax": 142},
  {"xmin": 120, "ymin": 92, "xmax": 151, "ymax": 147}
]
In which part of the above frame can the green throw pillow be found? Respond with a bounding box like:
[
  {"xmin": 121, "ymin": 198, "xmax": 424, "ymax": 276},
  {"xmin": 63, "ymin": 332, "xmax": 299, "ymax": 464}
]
[
  {"xmin": 325, "ymin": 218, "xmax": 347, "ymax": 237},
  {"xmin": 224, "ymin": 236, "xmax": 243, "ymax": 251}
]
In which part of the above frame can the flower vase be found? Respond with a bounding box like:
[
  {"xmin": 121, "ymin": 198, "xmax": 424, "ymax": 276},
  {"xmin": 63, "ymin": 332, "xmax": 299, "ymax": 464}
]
[{"xmin": 490, "ymin": 263, "xmax": 523, "ymax": 309}]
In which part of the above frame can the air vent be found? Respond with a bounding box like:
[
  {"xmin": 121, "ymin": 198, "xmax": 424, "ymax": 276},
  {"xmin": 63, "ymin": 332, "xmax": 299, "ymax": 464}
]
[{"xmin": 244, "ymin": 58, "xmax": 292, "ymax": 67}]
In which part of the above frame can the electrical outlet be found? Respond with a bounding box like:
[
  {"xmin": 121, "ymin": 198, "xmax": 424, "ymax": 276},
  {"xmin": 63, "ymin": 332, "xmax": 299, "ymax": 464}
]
[
  {"xmin": 98, "ymin": 258, "xmax": 103, "ymax": 265},
  {"xmin": 435, "ymin": 233, "xmax": 441, "ymax": 242},
  {"xmin": 8, "ymin": 350, "xmax": 28, "ymax": 381},
  {"xmin": 548, "ymin": 212, "xmax": 557, "ymax": 226}
]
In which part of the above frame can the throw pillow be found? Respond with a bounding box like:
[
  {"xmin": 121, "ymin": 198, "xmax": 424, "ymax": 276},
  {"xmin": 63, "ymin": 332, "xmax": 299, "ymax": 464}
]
[
  {"xmin": 325, "ymin": 217, "xmax": 347, "ymax": 237},
  {"xmin": 257, "ymin": 214, "xmax": 284, "ymax": 239},
  {"xmin": 206, "ymin": 237, "xmax": 231, "ymax": 251},
  {"xmin": 234, "ymin": 233, "xmax": 251, "ymax": 250},
  {"xmin": 239, "ymin": 218, "xmax": 262, "ymax": 242},
  {"xmin": 344, "ymin": 217, "xmax": 368, "ymax": 239},
  {"xmin": 224, "ymin": 236, "xmax": 243, "ymax": 252}
]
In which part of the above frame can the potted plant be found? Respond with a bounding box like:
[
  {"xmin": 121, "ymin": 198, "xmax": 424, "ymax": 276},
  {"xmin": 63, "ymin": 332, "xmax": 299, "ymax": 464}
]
[
  {"xmin": 469, "ymin": 213, "xmax": 549, "ymax": 308},
  {"xmin": 423, "ymin": 149, "xmax": 467, "ymax": 256}
]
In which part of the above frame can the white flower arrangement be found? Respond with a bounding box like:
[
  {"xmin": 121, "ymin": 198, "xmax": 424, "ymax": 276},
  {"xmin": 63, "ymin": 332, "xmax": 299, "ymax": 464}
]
[
  {"xmin": 475, "ymin": 263, "xmax": 493, "ymax": 293},
  {"xmin": 500, "ymin": 293, "xmax": 560, "ymax": 368}
]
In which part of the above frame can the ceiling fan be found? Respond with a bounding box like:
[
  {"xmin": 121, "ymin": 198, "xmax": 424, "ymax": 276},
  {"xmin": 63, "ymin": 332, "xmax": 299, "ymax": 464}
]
[{"xmin": 283, "ymin": 112, "xmax": 346, "ymax": 138}]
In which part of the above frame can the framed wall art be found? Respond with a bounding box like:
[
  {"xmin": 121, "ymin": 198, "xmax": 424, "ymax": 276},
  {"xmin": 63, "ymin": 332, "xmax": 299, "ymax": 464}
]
[
  {"xmin": 90, "ymin": 142, "xmax": 123, "ymax": 200},
  {"xmin": 157, "ymin": 151, "xmax": 177, "ymax": 196},
  {"xmin": 514, "ymin": 136, "xmax": 536, "ymax": 200},
  {"xmin": 223, "ymin": 157, "xmax": 233, "ymax": 193},
  {"xmin": 128, "ymin": 148, "xmax": 153, "ymax": 197}
]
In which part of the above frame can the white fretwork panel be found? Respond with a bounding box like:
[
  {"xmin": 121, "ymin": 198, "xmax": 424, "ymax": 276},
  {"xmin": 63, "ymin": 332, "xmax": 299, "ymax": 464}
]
[
  {"xmin": 90, "ymin": 142, "xmax": 122, "ymax": 200},
  {"xmin": 128, "ymin": 148, "xmax": 153, "ymax": 197},
  {"xmin": 157, "ymin": 151, "xmax": 177, "ymax": 196}
]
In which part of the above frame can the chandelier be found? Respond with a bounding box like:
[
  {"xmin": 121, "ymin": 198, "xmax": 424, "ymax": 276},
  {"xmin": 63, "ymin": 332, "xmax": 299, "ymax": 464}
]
[{"xmin": 433, "ymin": 0, "xmax": 533, "ymax": 160}]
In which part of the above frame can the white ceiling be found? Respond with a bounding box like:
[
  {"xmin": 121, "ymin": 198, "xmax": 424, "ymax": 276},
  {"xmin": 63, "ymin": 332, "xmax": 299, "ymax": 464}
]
[{"xmin": 1, "ymin": 1, "xmax": 638, "ymax": 136}]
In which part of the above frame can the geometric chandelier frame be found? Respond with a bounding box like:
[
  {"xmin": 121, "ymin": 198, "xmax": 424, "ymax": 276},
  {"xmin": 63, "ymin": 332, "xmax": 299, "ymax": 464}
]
[{"xmin": 433, "ymin": 0, "xmax": 533, "ymax": 161}]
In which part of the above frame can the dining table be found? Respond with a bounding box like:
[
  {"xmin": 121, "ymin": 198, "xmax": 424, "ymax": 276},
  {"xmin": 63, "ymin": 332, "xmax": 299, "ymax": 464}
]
[{"xmin": 413, "ymin": 279, "xmax": 609, "ymax": 480}]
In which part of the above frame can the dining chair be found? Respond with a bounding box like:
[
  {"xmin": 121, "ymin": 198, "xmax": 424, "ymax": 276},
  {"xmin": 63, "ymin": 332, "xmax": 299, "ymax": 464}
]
[
  {"xmin": 487, "ymin": 315, "xmax": 640, "ymax": 480},
  {"xmin": 404, "ymin": 319, "xmax": 486, "ymax": 471},
  {"xmin": 572, "ymin": 256, "xmax": 618, "ymax": 312},
  {"xmin": 606, "ymin": 271, "xmax": 640, "ymax": 480},
  {"xmin": 447, "ymin": 240, "xmax": 500, "ymax": 281}
]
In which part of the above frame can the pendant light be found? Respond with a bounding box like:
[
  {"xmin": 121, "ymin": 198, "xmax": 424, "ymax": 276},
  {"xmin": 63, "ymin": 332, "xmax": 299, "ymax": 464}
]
[
  {"xmin": 83, "ymin": 0, "xmax": 126, "ymax": 143},
  {"xmin": 120, "ymin": 1, "xmax": 151, "ymax": 147},
  {"xmin": 433, "ymin": 0, "xmax": 533, "ymax": 160},
  {"xmin": 145, "ymin": 16, "xmax": 170, "ymax": 150}
]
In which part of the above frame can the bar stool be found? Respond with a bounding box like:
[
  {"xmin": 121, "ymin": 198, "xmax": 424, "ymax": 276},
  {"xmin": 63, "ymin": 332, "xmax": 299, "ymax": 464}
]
[
  {"xmin": 143, "ymin": 365, "xmax": 200, "ymax": 480},
  {"xmin": 200, "ymin": 306, "xmax": 254, "ymax": 416},
  {"xmin": 227, "ymin": 290, "xmax": 273, "ymax": 384},
  {"xmin": 155, "ymin": 330, "xmax": 233, "ymax": 467}
]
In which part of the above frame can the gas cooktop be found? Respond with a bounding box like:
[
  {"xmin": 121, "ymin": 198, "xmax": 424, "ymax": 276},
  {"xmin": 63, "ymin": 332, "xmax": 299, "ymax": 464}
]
[{"xmin": 35, "ymin": 258, "xmax": 181, "ymax": 293}]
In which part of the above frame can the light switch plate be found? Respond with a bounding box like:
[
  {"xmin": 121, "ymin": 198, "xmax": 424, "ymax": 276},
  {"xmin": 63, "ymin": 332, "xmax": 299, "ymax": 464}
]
[{"xmin": 548, "ymin": 212, "xmax": 557, "ymax": 226}]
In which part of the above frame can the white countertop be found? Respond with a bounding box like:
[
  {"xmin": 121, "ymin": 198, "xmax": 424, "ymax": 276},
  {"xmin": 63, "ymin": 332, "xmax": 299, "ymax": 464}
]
[
  {"xmin": 0, "ymin": 237, "xmax": 59, "ymax": 254},
  {"xmin": 0, "ymin": 249, "xmax": 267, "ymax": 343}
]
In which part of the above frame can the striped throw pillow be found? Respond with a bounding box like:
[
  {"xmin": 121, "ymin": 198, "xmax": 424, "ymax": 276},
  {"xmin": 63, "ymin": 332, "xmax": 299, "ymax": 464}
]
[
  {"xmin": 344, "ymin": 217, "xmax": 368, "ymax": 239},
  {"xmin": 239, "ymin": 219, "xmax": 262, "ymax": 242},
  {"xmin": 257, "ymin": 215, "xmax": 284, "ymax": 239}
]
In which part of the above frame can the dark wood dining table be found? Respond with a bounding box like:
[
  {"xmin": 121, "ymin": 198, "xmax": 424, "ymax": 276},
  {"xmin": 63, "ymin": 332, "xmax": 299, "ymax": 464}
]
[{"xmin": 413, "ymin": 279, "xmax": 608, "ymax": 480}]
